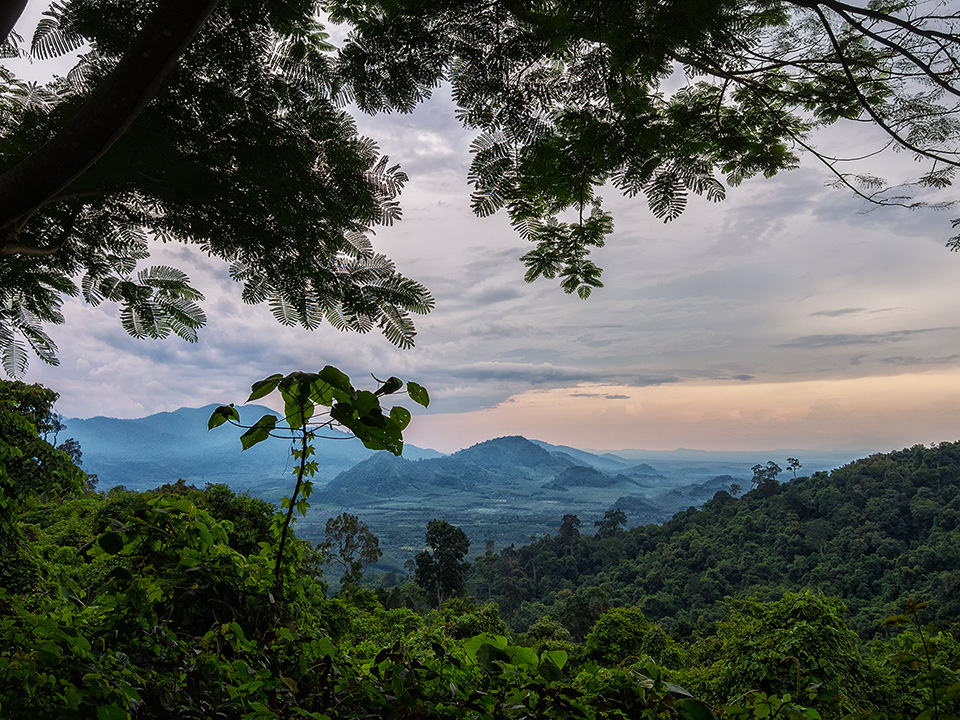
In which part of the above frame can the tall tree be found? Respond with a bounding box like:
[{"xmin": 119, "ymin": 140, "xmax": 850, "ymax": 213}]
[
  {"xmin": 3, "ymin": 0, "xmax": 960, "ymax": 371},
  {"xmin": 318, "ymin": 511, "xmax": 383, "ymax": 585},
  {"xmin": 0, "ymin": 0, "xmax": 432, "ymax": 374},
  {"xmin": 330, "ymin": 0, "xmax": 960, "ymax": 296},
  {"xmin": 0, "ymin": 380, "xmax": 87, "ymax": 588},
  {"xmin": 414, "ymin": 518, "xmax": 470, "ymax": 608}
]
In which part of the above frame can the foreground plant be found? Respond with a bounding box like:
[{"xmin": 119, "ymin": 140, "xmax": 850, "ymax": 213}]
[{"xmin": 209, "ymin": 366, "xmax": 428, "ymax": 596}]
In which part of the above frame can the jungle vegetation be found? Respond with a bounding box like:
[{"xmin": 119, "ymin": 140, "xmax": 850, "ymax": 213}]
[{"xmin": 2, "ymin": 378, "xmax": 959, "ymax": 719}]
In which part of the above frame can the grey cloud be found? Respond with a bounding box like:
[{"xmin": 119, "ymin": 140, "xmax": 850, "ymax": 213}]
[
  {"xmin": 810, "ymin": 307, "xmax": 868, "ymax": 317},
  {"xmin": 570, "ymin": 392, "xmax": 630, "ymax": 400},
  {"xmin": 498, "ymin": 348, "xmax": 564, "ymax": 364},
  {"xmin": 626, "ymin": 375, "xmax": 682, "ymax": 387},
  {"xmin": 809, "ymin": 307, "xmax": 899, "ymax": 318},
  {"xmin": 879, "ymin": 354, "xmax": 960, "ymax": 366},
  {"xmin": 464, "ymin": 321, "xmax": 545, "ymax": 338},
  {"xmin": 778, "ymin": 328, "xmax": 956, "ymax": 349},
  {"xmin": 441, "ymin": 361, "xmax": 601, "ymax": 385}
]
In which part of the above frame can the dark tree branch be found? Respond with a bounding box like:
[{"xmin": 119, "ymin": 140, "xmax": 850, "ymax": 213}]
[
  {"xmin": 812, "ymin": 4, "xmax": 960, "ymax": 168},
  {"xmin": 790, "ymin": 0, "xmax": 960, "ymax": 44},
  {"xmin": 823, "ymin": 3, "xmax": 960, "ymax": 101},
  {"xmin": 0, "ymin": 0, "xmax": 27, "ymax": 45},
  {"xmin": 0, "ymin": 0, "xmax": 221, "ymax": 254}
]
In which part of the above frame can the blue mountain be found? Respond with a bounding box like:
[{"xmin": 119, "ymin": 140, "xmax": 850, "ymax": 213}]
[{"xmin": 63, "ymin": 404, "xmax": 442, "ymax": 498}]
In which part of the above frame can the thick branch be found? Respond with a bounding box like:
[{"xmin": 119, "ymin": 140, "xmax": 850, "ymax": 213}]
[
  {"xmin": 824, "ymin": 3, "xmax": 960, "ymax": 101},
  {"xmin": 0, "ymin": 0, "xmax": 27, "ymax": 45},
  {"xmin": 0, "ymin": 0, "xmax": 220, "ymax": 253},
  {"xmin": 813, "ymin": 4, "xmax": 960, "ymax": 168},
  {"xmin": 790, "ymin": 0, "xmax": 960, "ymax": 44}
]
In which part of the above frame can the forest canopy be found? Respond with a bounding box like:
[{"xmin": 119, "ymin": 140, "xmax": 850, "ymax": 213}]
[{"xmin": 1, "ymin": 0, "xmax": 959, "ymax": 373}]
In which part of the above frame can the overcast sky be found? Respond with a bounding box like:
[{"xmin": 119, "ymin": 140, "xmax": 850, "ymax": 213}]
[{"xmin": 8, "ymin": 10, "xmax": 960, "ymax": 454}]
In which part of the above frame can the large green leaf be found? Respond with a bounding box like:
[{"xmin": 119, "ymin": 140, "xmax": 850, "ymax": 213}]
[
  {"xmin": 538, "ymin": 654, "xmax": 563, "ymax": 681},
  {"xmin": 281, "ymin": 380, "xmax": 314, "ymax": 429},
  {"xmin": 319, "ymin": 365, "xmax": 354, "ymax": 400},
  {"xmin": 390, "ymin": 405, "xmax": 411, "ymax": 430},
  {"xmin": 207, "ymin": 404, "xmax": 239, "ymax": 430},
  {"xmin": 247, "ymin": 374, "xmax": 283, "ymax": 401},
  {"xmin": 97, "ymin": 531, "xmax": 124, "ymax": 555},
  {"xmin": 676, "ymin": 698, "xmax": 719, "ymax": 720},
  {"xmin": 406, "ymin": 381, "xmax": 429, "ymax": 407},
  {"xmin": 240, "ymin": 414, "xmax": 278, "ymax": 450}
]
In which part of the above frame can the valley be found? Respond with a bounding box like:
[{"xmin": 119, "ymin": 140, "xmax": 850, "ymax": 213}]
[{"xmin": 64, "ymin": 406, "xmax": 864, "ymax": 571}]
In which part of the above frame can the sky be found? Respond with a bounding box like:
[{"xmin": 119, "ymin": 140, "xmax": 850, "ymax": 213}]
[{"xmin": 7, "ymin": 8, "xmax": 960, "ymax": 454}]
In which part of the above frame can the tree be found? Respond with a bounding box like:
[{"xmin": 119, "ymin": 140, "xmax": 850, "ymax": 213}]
[
  {"xmin": 0, "ymin": 0, "xmax": 433, "ymax": 374},
  {"xmin": 787, "ymin": 457, "xmax": 802, "ymax": 479},
  {"xmin": 414, "ymin": 519, "xmax": 470, "ymax": 608},
  {"xmin": 5, "ymin": 0, "xmax": 960, "ymax": 371},
  {"xmin": 319, "ymin": 512, "xmax": 382, "ymax": 585},
  {"xmin": 751, "ymin": 461, "xmax": 783, "ymax": 491},
  {"xmin": 558, "ymin": 513, "xmax": 581, "ymax": 540},
  {"xmin": 594, "ymin": 508, "xmax": 627, "ymax": 538},
  {"xmin": 331, "ymin": 0, "xmax": 960, "ymax": 298},
  {"xmin": 0, "ymin": 380, "xmax": 87, "ymax": 588},
  {"xmin": 0, "ymin": 380, "xmax": 87, "ymax": 501},
  {"xmin": 705, "ymin": 591, "xmax": 889, "ymax": 716}
]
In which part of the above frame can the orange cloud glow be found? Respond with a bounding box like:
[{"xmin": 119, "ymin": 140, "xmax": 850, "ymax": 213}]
[{"xmin": 405, "ymin": 372, "xmax": 960, "ymax": 453}]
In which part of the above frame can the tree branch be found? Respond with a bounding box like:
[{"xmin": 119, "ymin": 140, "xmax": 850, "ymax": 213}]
[
  {"xmin": 0, "ymin": 0, "xmax": 27, "ymax": 45},
  {"xmin": 0, "ymin": 0, "xmax": 221, "ymax": 254},
  {"xmin": 812, "ymin": 4, "xmax": 960, "ymax": 168}
]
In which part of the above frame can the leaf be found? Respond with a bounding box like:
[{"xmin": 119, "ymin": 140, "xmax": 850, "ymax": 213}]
[
  {"xmin": 538, "ymin": 654, "xmax": 563, "ymax": 681},
  {"xmin": 319, "ymin": 365, "xmax": 354, "ymax": 398},
  {"xmin": 208, "ymin": 404, "xmax": 239, "ymax": 430},
  {"xmin": 542, "ymin": 649, "xmax": 568, "ymax": 670},
  {"xmin": 505, "ymin": 645, "xmax": 538, "ymax": 667},
  {"xmin": 97, "ymin": 705, "xmax": 128, "ymax": 720},
  {"xmin": 475, "ymin": 643, "xmax": 512, "ymax": 672},
  {"xmin": 406, "ymin": 381, "xmax": 429, "ymax": 407},
  {"xmin": 882, "ymin": 614, "xmax": 909, "ymax": 626},
  {"xmin": 282, "ymin": 381, "xmax": 314, "ymax": 430},
  {"xmin": 463, "ymin": 633, "xmax": 507, "ymax": 662},
  {"xmin": 390, "ymin": 405, "xmax": 411, "ymax": 430},
  {"xmin": 248, "ymin": 374, "xmax": 283, "ymax": 401},
  {"xmin": 374, "ymin": 376, "xmax": 403, "ymax": 396},
  {"xmin": 676, "ymin": 698, "xmax": 720, "ymax": 720},
  {"xmin": 97, "ymin": 532, "xmax": 124, "ymax": 555},
  {"xmin": 330, "ymin": 402, "xmax": 354, "ymax": 427},
  {"xmin": 240, "ymin": 415, "xmax": 278, "ymax": 450}
]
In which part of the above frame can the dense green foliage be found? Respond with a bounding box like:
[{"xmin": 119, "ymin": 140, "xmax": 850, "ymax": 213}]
[
  {"xmin": 2, "ymin": 383, "xmax": 960, "ymax": 719},
  {"xmin": 0, "ymin": 0, "xmax": 434, "ymax": 373},
  {"xmin": 0, "ymin": 381, "xmax": 89, "ymax": 589},
  {"xmin": 4, "ymin": 0, "xmax": 960, "ymax": 370},
  {"xmin": 466, "ymin": 442, "xmax": 960, "ymax": 639}
]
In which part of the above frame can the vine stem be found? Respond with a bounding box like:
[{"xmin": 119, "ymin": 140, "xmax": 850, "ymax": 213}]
[{"xmin": 273, "ymin": 421, "xmax": 309, "ymax": 598}]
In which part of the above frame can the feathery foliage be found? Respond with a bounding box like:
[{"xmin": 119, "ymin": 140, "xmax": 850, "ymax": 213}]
[{"xmin": 0, "ymin": 0, "xmax": 433, "ymax": 374}]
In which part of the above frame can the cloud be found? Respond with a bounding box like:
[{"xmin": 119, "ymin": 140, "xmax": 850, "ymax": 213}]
[
  {"xmin": 777, "ymin": 328, "xmax": 956, "ymax": 349},
  {"xmin": 879, "ymin": 354, "xmax": 960, "ymax": 366},
  {"xmin": 570, "ymin": 392, "xmax": 630, "ymax": 400},
  {"xmin": 810, "ymin": 308, "xmax": 868, "ymax": 317},
  {"xmin": 12, "ymin": 58, "xmax": 960, "ymax": 454}
]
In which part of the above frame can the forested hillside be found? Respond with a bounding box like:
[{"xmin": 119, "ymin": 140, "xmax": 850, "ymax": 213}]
[
  {"xmin": 467, "ymin": 443, "xmax": 960, "ymax": 638},
  {"xmin": 3, "ymin": 379, "xmax": 960, "ymax": 719}
]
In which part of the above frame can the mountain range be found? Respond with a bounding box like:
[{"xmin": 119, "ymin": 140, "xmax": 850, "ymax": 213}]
[
  {"xmin": 63, "ymin": 404, "xmax": 442, "ymax": 500},
  {"xmin": 62, "ymin": 405, "xmax": 866, "ymax": 570}
]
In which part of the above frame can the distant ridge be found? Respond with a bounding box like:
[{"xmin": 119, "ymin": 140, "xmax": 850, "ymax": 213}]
[{"xmin": 64, "ymin": 404, "xmax": 442, "ymax": 499}]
